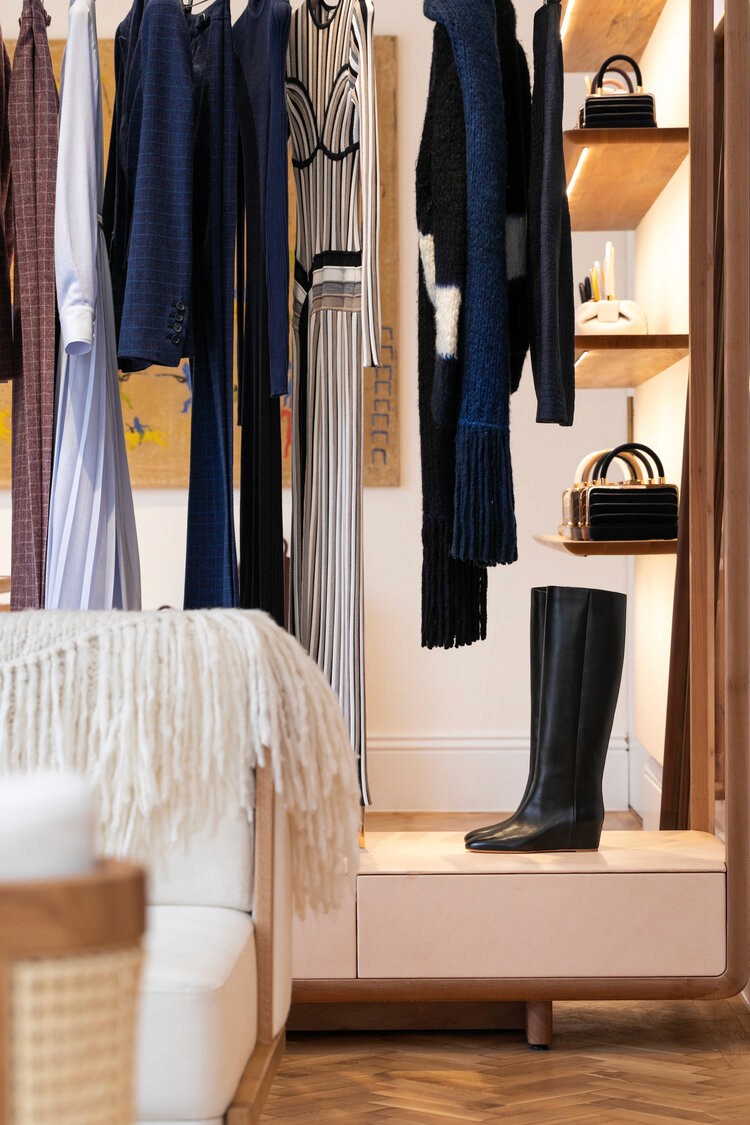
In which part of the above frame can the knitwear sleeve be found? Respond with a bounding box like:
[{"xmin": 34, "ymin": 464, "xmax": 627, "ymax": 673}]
[
  {"xmin": 506, "ymin": 36, "xmax": 531, "ymax": 393},
  {"xmin": 353, "ymin": 0, "xmax": 381, "ymax": 368},
  {"xmin": 430, "ymin": 23, "xmax": 466, "ymax": 428}
]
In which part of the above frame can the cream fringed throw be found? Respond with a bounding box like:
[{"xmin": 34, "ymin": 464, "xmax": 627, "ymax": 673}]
[{"xmin": 0, "ymin": 610, "xmax": 361, "ymax": 914}]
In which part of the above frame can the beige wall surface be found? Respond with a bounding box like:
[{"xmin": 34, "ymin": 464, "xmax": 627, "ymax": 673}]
[{"xmin": 0, "ymin": 0, "xmax": 632, "ymax": 810}]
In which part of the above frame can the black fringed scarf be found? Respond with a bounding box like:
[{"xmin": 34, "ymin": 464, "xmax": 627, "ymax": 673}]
[{"xmin": 417, "ymin": 0, "xmax": 531, "ymax": 649}]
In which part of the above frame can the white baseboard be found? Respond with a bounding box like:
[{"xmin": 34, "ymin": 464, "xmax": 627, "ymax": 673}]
[
  {"xmin": 366, "ymin": 734, "xmax": 630, "ymax": 812},
  {"xmin": 628, "ymin": 737, "xmax": 663, "ymax": 829}
]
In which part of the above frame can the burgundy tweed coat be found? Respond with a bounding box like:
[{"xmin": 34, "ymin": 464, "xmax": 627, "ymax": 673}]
[
  {"xmin": 0, "ymin": 25, "xmax": 13, "ymax": 383},
  {"xmin": 8, "ymin": 0, "xmax": 58, "ymax": 609}
]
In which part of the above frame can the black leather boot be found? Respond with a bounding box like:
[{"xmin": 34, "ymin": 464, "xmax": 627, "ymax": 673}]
[
  {"xmin": 466, "ymin": 586, "xmax": 626, "ymax": 852},
  {"xmin": 464, "ymin": 587, "xmax": 548, "ymax": 842}
]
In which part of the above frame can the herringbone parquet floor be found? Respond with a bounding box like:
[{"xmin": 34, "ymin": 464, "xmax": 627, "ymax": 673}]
[{"xmin": 261, "ymin": 997, "xmax": 750, "ymax": 1123}]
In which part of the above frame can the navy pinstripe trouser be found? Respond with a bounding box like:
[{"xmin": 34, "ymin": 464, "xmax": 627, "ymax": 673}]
[{"xmin": 184, "ymin": 0, "xmax": 238, "ymax": 609}]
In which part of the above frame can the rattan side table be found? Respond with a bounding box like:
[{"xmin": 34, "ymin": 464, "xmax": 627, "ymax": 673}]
[{"xmin": 0, "ymin": 860, "xmax": 146, "ymax": 1125}]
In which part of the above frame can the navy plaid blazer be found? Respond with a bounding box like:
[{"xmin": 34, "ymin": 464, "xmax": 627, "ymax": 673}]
[{"xmin": 103, "ymin": 0, "xmax": 193, "ymax": 373}]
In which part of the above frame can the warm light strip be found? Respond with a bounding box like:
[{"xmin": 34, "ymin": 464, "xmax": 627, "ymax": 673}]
[
  {"xmin": 560, "ymin": 0, "xmax": 575, "ymax": 42},
  {"xmin": 574, "ymin": 351, "xmax": 589, "ymax": 368},
  {"xmin": 567, "ymin": 147, "xmax": 589, "ymax": 199}
]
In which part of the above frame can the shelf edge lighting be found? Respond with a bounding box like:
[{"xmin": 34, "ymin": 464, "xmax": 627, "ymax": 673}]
[
  {"xmin": 560, "ymin": 0, "xmax": 574, "ymax": 42},
  {"xmin": 567, "ymin": 147, "xmax": 589, "ymax": 199},
  {"xmin": 574, "ymin": 351, "xmax": 589, "ymax": 368}
]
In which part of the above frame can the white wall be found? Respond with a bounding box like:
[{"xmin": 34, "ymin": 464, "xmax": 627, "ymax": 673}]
[{"xmin": 0, "ymin": 0, "xmax": 631, "ymax": 810}]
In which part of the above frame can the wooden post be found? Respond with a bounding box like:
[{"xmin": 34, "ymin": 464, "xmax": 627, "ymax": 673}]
[
  {"xmin": 722, "ymin": 0, "xmax": 750, "ymax": 995},
  {"xmin": 688, "ymin": 0, "xmax": 716, "ymax": 832},
  {"xmin": 253, "ymin": 763, "xmax": 277, "ymax": 1046}
]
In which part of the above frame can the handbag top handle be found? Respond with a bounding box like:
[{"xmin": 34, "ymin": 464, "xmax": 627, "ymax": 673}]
[
  {"xmin": 578, "ymin": 449, "xmax": 643, "ymax": 485},
  {"xmin": 598, "ymin": 442, "xmax": 666, "ymax": 483},
  {"xmin": 591, "ymin": 54, "xmax": 643, "ymax": 95},
  {"xmin": 592, "ymin": 446, "xmax": 656, "ymax": 483}
]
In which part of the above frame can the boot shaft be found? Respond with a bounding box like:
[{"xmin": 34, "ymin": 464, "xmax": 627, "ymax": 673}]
[{"xmin": 529, "ymin": 586, "xmax": 626, "ymax": 822}]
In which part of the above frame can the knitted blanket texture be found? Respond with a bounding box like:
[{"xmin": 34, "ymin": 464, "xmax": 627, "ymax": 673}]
[
  {"xmin": 424, "ymin": 0, "xmax": 517, "ymax": 568},
  {"xmin": 0, "ymin": 609, "xmax": 361, "ymax": 915}
]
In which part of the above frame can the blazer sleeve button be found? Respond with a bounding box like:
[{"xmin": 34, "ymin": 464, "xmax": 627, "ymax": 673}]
[{"xmin": 171, "ymin": 334, "xmax": 182, "ymax": 345}]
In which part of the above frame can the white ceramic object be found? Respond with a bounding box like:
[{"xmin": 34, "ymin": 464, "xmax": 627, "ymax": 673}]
[{"xmin": 576, "ymin": 298, "xmax": 648, "ymax": 334}]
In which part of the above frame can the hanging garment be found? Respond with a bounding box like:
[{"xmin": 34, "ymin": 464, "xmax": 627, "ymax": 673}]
[
  {"xmin": 423, "ymin": 0, "xmax": 516, "ymax": 568},
  {"xmin": 103, "ymin": 0, "xmax": 193, "ymax": 371},
  {"xmin": 528, "ymin": 0, "xmax": 575, "ymax": 425},
  {"xmin": 286, "ymin": 0, "xmax": 381, "ymax": 801},
  {"xmin": 417, "ymin": 23, "xmax": 487, "ymax": 650},
  {"xmin": 7, "ymin": 0, "xmax": 58, "ymax": 610},
  {"xmin": 416, "ymin": 2, "xmax": 532, "ymax": 652},
  {"xmin": 183, "ymin": 0, "xmax": 238, "ymax": 610},
  {"xmin": 46, "ymin": 0, "xmax": 141, "ymax": 611},
  {"xmin": 0, "ymin": 25, "xmax": 13, "ymax": 383},
  {"xmin": 234, "ymin": 0, "xmax": 291, "ymax": 625},
  {"xmin": 103, "ymin": 0, "xmax": 238, "ymax": 609},
  {"xmin": 496, "ymin": 0, "xmax": 532, "ymax": 392}
]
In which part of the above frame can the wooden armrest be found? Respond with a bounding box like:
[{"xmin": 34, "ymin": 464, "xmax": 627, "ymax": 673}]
[{"xmin": 253, "ymin": 763, "xmax": 276, "ymax": 1045}]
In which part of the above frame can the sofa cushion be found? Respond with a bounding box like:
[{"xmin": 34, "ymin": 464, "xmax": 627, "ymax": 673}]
[
  {"xmin": 148, "ymin": 810, "xmax": 255, "ymax": 913},
  {"xmin": 136, "ymin": 906, "xmax": 257, "ymax": 1122}
]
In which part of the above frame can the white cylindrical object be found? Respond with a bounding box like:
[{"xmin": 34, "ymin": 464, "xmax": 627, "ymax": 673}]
[{"xmin": 0, "ymin": 772, "xmax": 97, "ymax": 882}]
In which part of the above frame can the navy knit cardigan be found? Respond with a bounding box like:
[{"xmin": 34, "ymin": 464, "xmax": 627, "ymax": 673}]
[{"xmin": 424, "ymin": 0, "xmax": 517, "ymax": 568}]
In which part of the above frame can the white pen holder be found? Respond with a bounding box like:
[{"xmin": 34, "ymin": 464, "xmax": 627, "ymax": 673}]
[{"xmin": 576, "ymin": 299, "xmax": 648, "ymax": 335}]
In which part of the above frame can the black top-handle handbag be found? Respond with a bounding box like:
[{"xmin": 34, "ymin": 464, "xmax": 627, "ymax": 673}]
[
  {"xmin": 579, "ymin": 55, "xmax": 657, "ymax": 130},
  {"xmin": 581, "ymin": 443, "xmax": 678, "ymax": 542}
]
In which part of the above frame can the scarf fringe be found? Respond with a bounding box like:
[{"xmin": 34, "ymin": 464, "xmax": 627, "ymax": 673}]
[
  {"xmin": 0, "ymin": 610, "xmax": 361, "ymax": 917},
  {"xmin": 422, "ymin": 518, "xmax": 487, "ymax": 649},
  {"xmin": 452, "ymin": 423, "xmax": 518, "ymax": 566}
]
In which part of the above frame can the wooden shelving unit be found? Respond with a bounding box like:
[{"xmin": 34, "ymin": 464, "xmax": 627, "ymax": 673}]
[
  {"xmin": 535, "ymin": 534, "xmax": 678, "ymax": 558},
  {"xmin": 561, "ymin": 0, "xmax": 670, "ymax": 71},
  {"xmin": 565, "ymin": 128, "xmax": 689, "ymax": 229},
  {"xmin": 574, "ymin": 334, "xmax": 689, "ymax": 388}
]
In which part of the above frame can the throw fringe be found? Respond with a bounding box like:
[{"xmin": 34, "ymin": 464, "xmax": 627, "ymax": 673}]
[
  {"xmin": 0, "ymin": 610, "xmax": 361, "ymax": 917},
  {"xmin": 452, "ymin": 423, "xmax": 518, "ymax": 566},
  {"xmin": 422, "ymin": 518, "xmax": 487, "ymax": 649}
]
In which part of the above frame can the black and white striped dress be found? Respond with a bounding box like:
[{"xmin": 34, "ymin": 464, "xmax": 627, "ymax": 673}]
[{"xmin": 286, "ymin": 0, "xmax": 380, "ymax": 801}]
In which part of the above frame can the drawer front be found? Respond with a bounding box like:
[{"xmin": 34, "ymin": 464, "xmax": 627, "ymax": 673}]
[{"xmin": 357, "ymin": 873, "xmax": 726, "ymax": 979}]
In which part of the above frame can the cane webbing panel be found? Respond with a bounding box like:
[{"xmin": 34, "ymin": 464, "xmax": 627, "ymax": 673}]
[{"xmin": 8, "ymin": 946, "xmax": 142, "ymax": 1124}]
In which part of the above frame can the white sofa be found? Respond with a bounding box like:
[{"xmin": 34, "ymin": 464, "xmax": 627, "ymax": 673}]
[
  {"xmin": 135, "ymin": 766, "xmax": 292, "ymax": 1125},
  {"xmin": 0, "ymin": 607, "xmax": 360, "ymax": 1124}
]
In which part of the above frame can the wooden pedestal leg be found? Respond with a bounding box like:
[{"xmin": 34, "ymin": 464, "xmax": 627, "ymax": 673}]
[{"xmin": 524, "ymin": 1000, "xmax": 553, "ymax": 1050}]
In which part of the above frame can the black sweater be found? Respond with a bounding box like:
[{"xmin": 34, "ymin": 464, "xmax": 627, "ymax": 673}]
[{"xmin": 417, "ymin": 23, "xmax": 487, "ymax": 650}]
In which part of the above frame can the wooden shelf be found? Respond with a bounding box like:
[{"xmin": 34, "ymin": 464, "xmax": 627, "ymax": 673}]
[
  {"xmin": 575, "ymin": 334, "xmax": 689, "ymax": 388},
  {"xmin": 565, "ymin": 128, "xmax": 689, "ymax": 230},
  {"xmin": 535, "ymin": 534, "xmax": 678, "ymax": 557},
  {"xmin": 561, "ymin": 0, "xmax": 670, "ymax": 72},
  {"xmin": 0, "ymin": 576, "xmax": 9, "ymax": 595}
]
